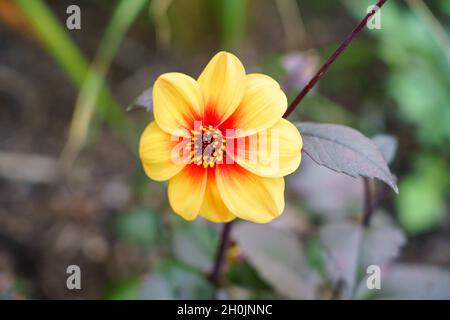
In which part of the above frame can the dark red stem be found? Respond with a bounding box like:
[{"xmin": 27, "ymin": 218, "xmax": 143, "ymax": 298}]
[
  {"xmin": 363, "ymin": 180, "xmax": 391, "ymax": 227},
  {"xmin": 283, "ymin": 0, "xmax": 387, "ymax": 118},
  {"xmin": 362, "ymin": 178, "xmax": 375, "ymax": 227},
  {"xmin": 209, "ymin": 221, "xmax": 234, "ymax": 297}
]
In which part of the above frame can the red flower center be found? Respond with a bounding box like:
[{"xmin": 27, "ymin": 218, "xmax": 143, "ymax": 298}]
[{"xmin": 189, "ymin": 125, "xmax": 226, "ymax": 168}]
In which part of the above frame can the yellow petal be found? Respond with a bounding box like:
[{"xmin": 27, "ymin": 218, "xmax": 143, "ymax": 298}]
[
  {"xmin": 199, "ymin": 170, "xmax": 236, "ymax": 223},
  {"xmin": 168, "ymin": 165, "xmax": 207, "ymax": 221},
  {"xmin": 232, "ymin": 119, "xmax": 302, "ymax": 177},
  {"xmin": 221, "ymin": 74, "xmax": 287, "ymax": 137},
  {"xmin": 215, "ymin": 164, "xmax": 285, "ymax": 223},
  {"xmin": 198, "ymin": 51, "xmax": 246, "ymax": 126},
  {"xmin": 139, "ymin": 121, "xmax": 186, "ymax": 181},
  {"xmin": 153, "ymin": 72, "xmax": 204, "ymax": 134}
]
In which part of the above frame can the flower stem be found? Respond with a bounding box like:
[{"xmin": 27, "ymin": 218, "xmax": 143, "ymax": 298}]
[
  {"xmin": 210, "ymin": 221, "xmax": 234, "ymax": 298},
  {"xmin": 283, "ymin": 0, "xmax": 388, "ymax": 118}
]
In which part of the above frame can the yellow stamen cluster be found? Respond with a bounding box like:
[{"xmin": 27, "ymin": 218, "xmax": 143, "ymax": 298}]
[{"xmin": 187, "ymin": 125, "xmax": 226, "ymax": 168}]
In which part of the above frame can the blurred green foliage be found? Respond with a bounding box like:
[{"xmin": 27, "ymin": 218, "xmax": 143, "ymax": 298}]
[
  {"xmin": 139, "ymin": 260, "xmax": 213, "ymax": 299},
  {"xmin": 15, "ymin": 0, "xmax": 129, "ymax": 133},
  {"xmin": 105, "ymin": 277, "xmax": 141, "ymax": 300},
  {"xmin": 171, "ymin": 218, "xmax": 218, "ymax": 272},
  {"xmin": 61, "ymin": 0, "xmax": 146, "ymax": 167},
  {"xmin": 348, "ymin": 0, "xmax": 450, "ymax": 234},
  {"xmin": 115, "ymin": 207, "xmax": 164, "ymax": 246},
  {"xmin": 215, "ymin": 0, "xmax": 248, "ymax": 49},
  {"xmin": 226, "ymin": 261, "xmax": 272, "ymax": 295},
  {"xmin": 397, "ymin": 156, "xmax": 448, "ymax": 234}
]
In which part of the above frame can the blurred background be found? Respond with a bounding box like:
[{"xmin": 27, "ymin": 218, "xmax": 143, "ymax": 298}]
[{"xmin": 0, "ymin": 0, "xmax": 449, "ymax": 299}]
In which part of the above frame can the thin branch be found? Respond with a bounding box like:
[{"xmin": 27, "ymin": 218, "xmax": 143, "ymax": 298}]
[
  {"xmin": 283, "ymin": 0, "xmax": 388, "ymax": 119},
  {"xmin": 363, "ymin": 179, "xmax": 393, "ymax": 227}
]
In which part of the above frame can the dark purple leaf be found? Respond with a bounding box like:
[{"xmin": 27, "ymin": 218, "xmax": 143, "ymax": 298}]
[
  {"xmin": 320, "ymin": 215, "xmax": 405, "ymax": 299},
  {"xmin": 359, "ymin": 215, "xmax": 406, "ymax": 268},
  {"xmin": 234, "ymin": 223, "xmax": 320, "ymax": 299},
  {"xmin": 297, "ymin": 122, "xmax": 398, "ymax": 193},
  {"xmin": 320, "ymin": 222, "xmax": 362, "ymax": 299}
]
